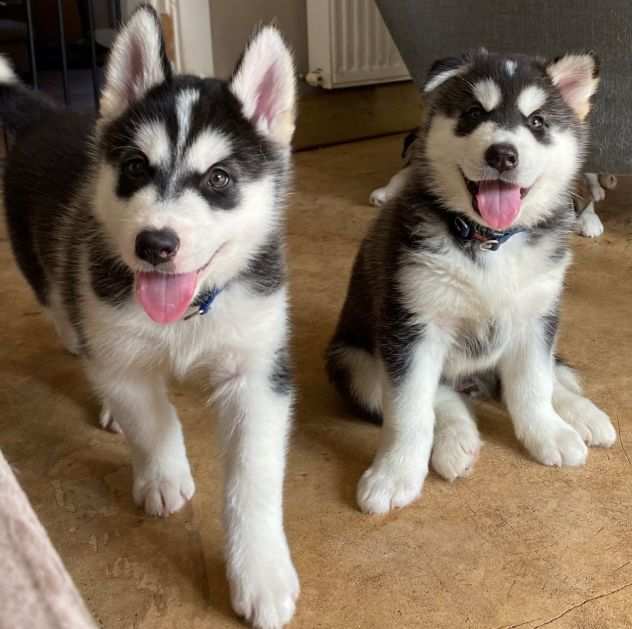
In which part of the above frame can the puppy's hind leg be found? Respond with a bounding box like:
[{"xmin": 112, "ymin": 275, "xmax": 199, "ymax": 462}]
[
  {"xmin": 553, "ymin": 362, "xmax": 616, "ymax": 447},
  {"xmin": 87, "ymin": 363, "xmax": 194, "ymax": 516},
  {"xmin": 326, "ymin": 343, "xmax": 383, "ymax": 422},
  {"xmin": 431, "ymin": 385, "xmax": 481, "ymax": 481}
]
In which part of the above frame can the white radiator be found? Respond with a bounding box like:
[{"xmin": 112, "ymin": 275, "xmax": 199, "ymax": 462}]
[{"xmin": 306, "ymin": 0, "xmax": 410, "ymax": 89}]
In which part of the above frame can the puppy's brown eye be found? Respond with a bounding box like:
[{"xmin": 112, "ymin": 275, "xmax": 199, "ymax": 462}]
[
  {"xmin": 122, "ymin": 155, "xmax": 149, "ymax": 179},
  {"xmin": 206, "ymin": 167, "xmax": 231, "ymax": 190},
  {"xmin": 528, "ymin": 113, "xmax": 545, "ymax": 129},
  {"xmin": 465, "ymin": 105, "xmax": 484, "ymax": 120}
]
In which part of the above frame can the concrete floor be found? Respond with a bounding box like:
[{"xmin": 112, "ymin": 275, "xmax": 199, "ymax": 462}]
[{"xmin": 1, "ymin": 135, "xmax": 632, "ymax": 629}]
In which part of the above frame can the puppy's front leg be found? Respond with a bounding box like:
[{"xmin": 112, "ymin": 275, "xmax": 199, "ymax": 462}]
[
  {"xmin": 357, "ymin": 327, "xmax": 447, "ymax": 514},
  {"xmin": 87, "ymin": 364, "xmax": 194, "ymax": 516},
  {"xmin": 500, "ymin": 319, "xmax": 588, "ymax": 466},
  {"xmin": 215, "ymin": 347, "xmax": 299, "ymax": 629}
]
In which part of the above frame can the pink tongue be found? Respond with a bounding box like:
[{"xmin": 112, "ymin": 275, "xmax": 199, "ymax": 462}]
[
  {"xmin": 136, "ymin": 271, "xmax": 197, "ymax": 324},
  {"xmin": 475, "ymin": 181, "xmax": 522, "ymax": 230}
]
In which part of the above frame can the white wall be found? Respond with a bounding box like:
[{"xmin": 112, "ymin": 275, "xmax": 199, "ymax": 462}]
[
  {"xmin": 175, "ymin": 0, "xmax": 214, "ymax": 76},
  {"xmin": 123, "ymin": 0, "xmax": 214, "ymax": 77},
  {"xmin": 121, "ymin": 1, "xmax": 307, "ymax": 80},
  {"xmin": 209, "ymin": 0, "xmax": 308, "ymax": 79}
]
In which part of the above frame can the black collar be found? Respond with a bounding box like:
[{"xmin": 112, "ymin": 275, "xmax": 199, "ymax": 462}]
[{"xmin": 448, "ymin": 212, "xmax": 527, "ymax": 251}]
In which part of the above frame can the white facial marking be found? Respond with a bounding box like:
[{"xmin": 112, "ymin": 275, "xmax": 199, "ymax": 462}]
[
  {"xmin": 184, "ymin": 130, "xmax": 231, "ymax": 174},
  {"xmin": 473, "ymin": 79, "xmax": 502, "ymax": 111},
  {"xmin": 424, "ymin": 108, "xmax": 581, "ymax": 228},
  {"xmin": 176, "ymin": 89, "xmax": 200, "ymax": 156},
  {"xmin": 505, "ymin": 60, "xmax": 517, "ymax": 77},
  {"xmin": 134, "ymin": 121, "xmax": 171, "ymax": 168},
  {"xmin": 517, "ymin": 85, "xmax": 547, "ymax": 117},
  {"xmin": 425, "ymin": 66, "xmax": 467, "ymax": 93}
]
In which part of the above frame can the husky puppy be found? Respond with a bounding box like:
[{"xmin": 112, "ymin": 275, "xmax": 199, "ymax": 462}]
[
  {"xmin": 327, "ymin": 50, "xmax": 616, "ymax": 515},
  {"xmin": 1, "ymin": 6, "xmax": 298, "ymax": 627}
]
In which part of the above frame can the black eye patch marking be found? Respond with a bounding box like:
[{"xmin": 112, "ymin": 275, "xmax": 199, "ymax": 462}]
[
  {"xmin": 201, "ymin": 165, "xmax": 232, "ymax": 191},
  {"xmin": 102, "ymin": 76, "xmax": 287, "ymax": 205},
  {"xmin": 197, "ymin": 161, "xmax": 240, "ymax": 210},
  {"xmin": 432, "ymin": 52, "xmax": 584, "ymax": 146},
  {"xmin": 525, "ymin": 110, "xmax": 551, "ymax": 142},
  {"xmin": 523, "ymin": 109, "xmax": 552, "ymax": 144},
  {"xmin": 527, "ymin": 112, "xmax": 545, "ymax": 129},
  {"xmin": 465, "ymin": 104, "xmax": 485, "ymax": 121},
  {"xmin": 170, "ymin": 159, "xmax": 241, "ymax": 210},
  {"xmin": 122, "ymin": 152, "xmax": 151, "ymax": 181},
  {"xmin": 117, "ymin": 150, "xmax": 156, "ymax": 198},
  {"xmin": 455, "ymin": 101, "xmax": 489, "ymax": 135}
]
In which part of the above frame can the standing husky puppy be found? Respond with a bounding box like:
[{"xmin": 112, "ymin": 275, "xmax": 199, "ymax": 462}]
[
  {"xmin": 1, "ymin": 6, "xmax": 298, "ymax": 627},
  {"xmin": 327, "ymin": 50, "xmax": 616, "ymax": 515}
]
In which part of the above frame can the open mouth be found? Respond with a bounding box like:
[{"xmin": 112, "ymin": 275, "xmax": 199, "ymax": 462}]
[
  {"xmin": 462, "ymin": 172, "xmax": 529, "ymax": 230},
  {"xmin": 135, "ymin": 247, "xmax": 223, "ymax": 325}
]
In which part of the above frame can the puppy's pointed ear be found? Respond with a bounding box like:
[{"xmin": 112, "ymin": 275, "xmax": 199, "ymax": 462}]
[
  {"xmin": 546, "ymin": 53, "xmax": 599, "ymax": 120},
  {"xmin": 230, "ymin": 26, "xmax": 296, "ymax": 146},
  {"xmin": 423, "ymin": 55, "xmax": 470, "ymax": 93},
  {"xmin": 99, "ymin": 5, "xmax": 172, "ymax": 121}
]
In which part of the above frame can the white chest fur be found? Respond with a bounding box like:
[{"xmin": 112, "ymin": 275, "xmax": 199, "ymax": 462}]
[
  {"xmin": 81, "ymin": 271, "xmax": 288, "ymax": 383},
  {"xmin": 399, "ymin": 234, "xmax": 570, "ymax": 377}
]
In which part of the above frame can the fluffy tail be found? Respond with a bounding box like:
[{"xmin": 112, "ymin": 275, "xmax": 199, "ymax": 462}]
[{"xmin": 0, "ymin": 55, "xmax": 56, "ymax": 135}]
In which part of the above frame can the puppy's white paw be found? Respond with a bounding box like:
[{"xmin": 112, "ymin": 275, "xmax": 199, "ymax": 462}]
[
  {"xmin": 357, "ymin": 459, "xmax": 424, "ymax": 514},
  {"xmin": 431, "ymin": 422, "xmax": 481, "ymax": 481},
  {"xmin": 589, "ymin": 183, "xmax": 606, "ymax": 202},
  {"xmin": 556, "ymin": 396, "xmax": 617, "ymax": 447},
  {"xmin": 369, "ymin": 187, "xmax": 388, "ymax": 207},
  {"xmin": 98, "ymin": 406, "xmax": 122, "ymax": 434},
  {"xmin": 229, "ymin": 543, "xmax": 299, "ymax": 629},
  {"xmin": 522, "ymin": 421, "xmax": 588, "ymax": 467},
  {"xmin": 576, "ymin": 210, "xmax": 604, "ymax": 238},
  {"xmin": 132, "ymin": 461, "xmax": 195, "ymax": 517}
]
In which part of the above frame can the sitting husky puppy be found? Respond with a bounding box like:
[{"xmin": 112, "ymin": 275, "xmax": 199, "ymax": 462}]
[
  {"xmin": 327, "ymin": 50, "xmax": 616, "ymax": 515},
  {"xmin": 1, "ymin": 7, "xmax": 298, "ymax": 627}
]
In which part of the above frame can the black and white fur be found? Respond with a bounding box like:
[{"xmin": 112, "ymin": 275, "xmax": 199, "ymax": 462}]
[
  {"xmin": 1, "ymin": 7, "xmax": 298, "ymax": 627},
  {"xmin": 327, "ymin": 50, "xmax": 616, "ymax": 515},
  {"xmin": 371, "ymin": 136, "xmax": 608, "ymax": 239}
]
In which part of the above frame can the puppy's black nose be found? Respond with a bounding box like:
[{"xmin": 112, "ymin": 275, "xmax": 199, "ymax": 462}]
[
  {"xmin": 135, "ymin": 228, "xmax": 180, "ymax": 266},
  {"xmin": 485, "ymin": 143, "xmax": 519, "ymax": 172}
]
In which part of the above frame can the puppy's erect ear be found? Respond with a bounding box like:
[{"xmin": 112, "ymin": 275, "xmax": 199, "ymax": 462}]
[
  {"xmin": 230, "ymin": 26, "xmax": 296, "ymax": 146},
  {"xmin": 99, "ymin": 5, "xmax": 172, "ymax": 121},
  {"xmin": 423, "ymin": 51, "xmax": 480, "ymax": 93},
  {"xmin": 546, "ymin": 53, "xmax": 599, "ymax": 120}
]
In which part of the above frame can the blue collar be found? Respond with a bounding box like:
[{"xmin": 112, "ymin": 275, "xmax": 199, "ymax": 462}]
[
  {"xmin": 449, "ymin": 213, "xmax": 527, "ymax": 251},
  {"xmin": 184, "ymin": 286, "xmax": 223, "ymax": 320}
]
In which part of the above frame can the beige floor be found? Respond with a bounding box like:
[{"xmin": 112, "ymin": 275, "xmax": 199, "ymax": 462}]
[{"xmin": 2, "ymin": 135, "xmax": 632, "ymax": 629}]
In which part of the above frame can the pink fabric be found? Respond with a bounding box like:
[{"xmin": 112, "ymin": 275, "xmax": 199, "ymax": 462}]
[{"xmin": 0, "ymin": 451, "xmax": 96, "ymax": 629}]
